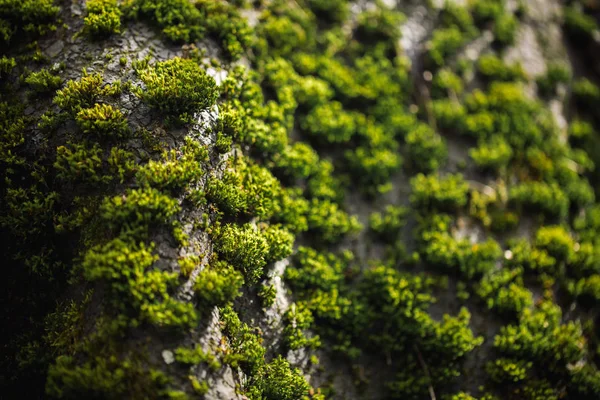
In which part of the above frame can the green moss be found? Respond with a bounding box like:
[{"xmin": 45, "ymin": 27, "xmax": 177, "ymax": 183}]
[
  {"xmin": 54, "ymin": 142, "xmax": 110, "ymax": 184},
  {"xmin": 0, "ymin": 0, "xmax": 59, "ymax": 44},
  {"xmin": 193, "ymin": 261, "xmax": 244, "ymax": 307},
  {"xmin": 53, "ymin": 72, "xmax": 118, "ymax": 114},
  {"xmin": 536, "ymin": 62, "xmax": 571, "ymax": 96},
  {"xmin": 486, "ymin": 357, "xmax": 531, "ymax": 383},
  {"xmin": 213, "ymin": 223, "xmax": 270, "ymax": 284},
  {"xmin": 564, "ymin": 6, "xmax": 598, "ymax": 42},
  {"xmin": 477, "ymin": 54, "xmax": 526, "ymax": 82},
  {"xmin": 0, "ymin": 55, "xmax": 16, "ymax": 77},
  {"xmin": 220, "ymin": 305, "xmax": 265, "ymax": 376},
  {"xmin": 509, "ymin": 181, "xmax": 569, "ymax": 219},
  {"xmin": 427, "ymin": 27, "xmax": 466, "ymax": 68},
  {"xmin": 247, "ymin": 356, "xmax": 313, "ymax": 400},
  {"xmin": 493, "ymin": 13, "xmax": 518, "ymax": 46},
  {"xmin": 206, "ymin": 156, "xmax": 282, "ymax": 219},
  {"xmin": 123, "ymin": 0, "xmax": 205, "ymax": 43},
  {"xmin": 282, "ymin": 303, "xmax": 320, "ymax": 350},
  {"xmin": 82, "ymin": 238, "xmax": 198, "ymax": 329},
  {"xmin": 470, "ymin": 136, "xmax": 513, "ymax": 172},
  {"xmin": 369, "ymin": 205, "xmax": 408, "ymax": 243},
  {"xmin": 136, "ymin": 138, "xmax": 207, "ymax": 192},
  {"xmin": 174, "ymin": 346, "xmax": 220, "ymax": 370},
  {"xmin": 306, "ymin": 198, "xmax": 362, "ymax": 244},
  {"xmin": 100, "ymin": 187, "xmax": 180, "ymax": 237},
  {"xmin": 24, "ymin": 68, "xmax": 62, "ymax": 93},
  {"xmin": 135, "ymin": 57, "xmax": 218, "ymax": 125},
  {"xmin": 83, "ymin": 0, "xmax": 121, "ymax": 37},
  {"xmin": 404, "ymin": 123, "xmax": 448, "ymax": 173},
  {"xmin": 476, "ymin": 268, "xmax": 533, "ymax": 316},
  {"xmin": 410, "ymin": 173, "xmax": 469, "ymax": 212},
  {"xmin": 76, "ymin": 103, "xmax": 129, "ymax": 138}
]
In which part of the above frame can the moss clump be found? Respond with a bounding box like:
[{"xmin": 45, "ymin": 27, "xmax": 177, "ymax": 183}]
[
  {"xmin": 509, "ymin": 181, "xmax": 569, "ymax": 219},
  {"xmin": 82, "ymin": 238, "xmax": 198, "ymax": 328},
  {"xmin": 53, "ymin": 72, "xmax": 108, "ymax": 113},
  {"xmin": 136, "ymin": 138, "xmax": 207, "ymax": 192},
  {"xmin": 0, "ymin": 0, "xmax": 59, "ymax": 44},
  {"xmin": 193, "ymin": 261, "xmax": 244, "ymax": 307},
  {"xmin": 477, "ymin": 54, "xmax": 526, "ymax": 82},
  {"xmin": 404, "ymin": 123, "xmax": 447, "ymax": 173},
  {"xmin": 24, "ymin": 68, "xmax": 62, "ymax": 93},
  {"xmin": 410, "ymin": 173, "xmax": 469, "ymax": 212},
  {"xmin": 76, "ymin": 103, "xmax": 129, "ymax": 138},
  {"xmin": 100, "ymin": 187, "xmax": 180, "ymax": 237},
  {"xmin": 135, "ymin": 57, "xmax": 218, "ymax": 125},
  {"xmin": 83, "ymin": 0, "xmax": 122, "ymax": 38},
  {"xmin": 213, "ymin": 223, "xmax": 270, "ymax": 284}
]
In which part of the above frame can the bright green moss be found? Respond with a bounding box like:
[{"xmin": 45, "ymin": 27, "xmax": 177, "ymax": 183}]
[
  {"xmin": 206, "ymin": 156, "xmax": 282, "ymax": 219},
  {"xmin": 419, "ymin": 229, "xmax": 502, "ymax": 280},
  {"xmin": 509, "ymin": 181, "xmax": 569, "ymax": 219},
  {"xmin": 535, "ymin": 225, "xmax": 575, "ymax": 263},
  {"xmin": 477, "ymin": 54, "xmax": 526, "ymax": 82},
  {"xmin": 493, "ymin": 13, "xmax": 518, "ymax": 46},
  {"xmin": 76, "ymin": 103, "xmax": 129, "ymax": 138},
  {"xmin": 100, "ymin": 187, "xmax": 180, "ymax": 236},
  {"xmin": 306, "ymin": 198, "xmax": 362, "ymax": 244},
  {"xmin": 220, "ymin": 305, "xmax": 265, "ymax": 376},
  {"xmin": 427, "ymin": 27, "xmax": 466, "ymax": 68},
  {"xmin": 404, "ymin": 123, "xmax": 447, "ymax": 173},
  {"xmin": 135, "ymin": 57, "xmax": 218, "ymax": 125},
  {"xmin": 301, "ymin": 101, "xmax": 356, "ymax": 144},
  {"xmin": 493, "ymin": 301, "xmax": 586, "ymax": 374},
  {"xmin": 82, "ymin": 238, "xmax": 198, "ymax": 328},
  {"xmin": 174, "ymin": 346, "xmax": 220, "ymax": 370},
  {"xmin": 469, "ymin": 136, "xmax": 513, "ymax": 172},
  {"xmin": 439, "ymin": 1, "xmax": 478, "ymax": 38},
  {"xmin": 136, "ymin": 139, "xmax": 207, "ymax": 192},
  {"xmin": 282, "ymin": 303, "xmax": 320, "ymax": 350},
  {"xmin": 257, "ymin": 14, "xmax": 309, "ymax": 59},
  {"xmin": 344, "ymin": 143, "xmax": 402, "ymax": 195},
  {"xmin": 261, "ymin": 224, "xmax": 294, "ymax": 264},
  {"xmin": 257, "ymin": 283, "xmax": 276, "ymax": 308},
  {"xmin": 569, "ymin": 119, "xmax": 594, "ymax": 146},
  {"xmin": 476, "ymin": 268, "xmax": 533, "ymax": 316},
  {"xmin": 194, "ymin": 261, "xmax": 243, "ymax": 307},
  {"xmin": 410, "ymin": 173, "xmax": 469, "ymax": 212},
  {"xmin": 246, "ymin": 356, "xmax": 312, "ymax": 400},
  {"xmin": 271, "ymin": 142, "xmax": 319, "ymax": 181},
  {"xmin": 123, "ymin": 0, "xmax": 205, "ymax": 43},
  {"xmin": 24, "ymin": 68, "xmax": 62, "ymax": 93},
  {"xmin": 53, "ymin": 72, "xmax": 106, "ymax": 113},
  {"xmin": 285, "ymin": 247, "xmax": 347, "ymax": 293},
  {"xmin": 213, "ymin": 223, "xmax": 270, "ymax": 284},
  {"xmin": 194, "ymin": 0, "xmax": 252, "ymax": 60},
  {"xmin": 83, "ymin": 0, "xmax": 122, "ymax": 37},
  {"xmin": 431, "ymin": 68, "xmax": 464, "ymax": 99}
]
